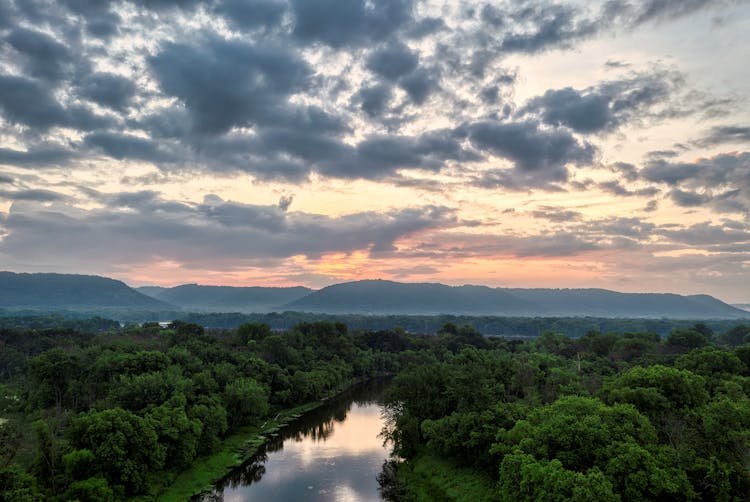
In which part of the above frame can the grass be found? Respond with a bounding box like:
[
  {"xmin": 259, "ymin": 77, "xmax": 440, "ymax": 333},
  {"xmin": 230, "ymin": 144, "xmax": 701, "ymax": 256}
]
[
  {"xmin": 134, "ymin": 401, "xmax": 322, "ymax": 502},
  {"xmin": 398, "ymin": 453, "xmax": 498, "ymax": 502}
]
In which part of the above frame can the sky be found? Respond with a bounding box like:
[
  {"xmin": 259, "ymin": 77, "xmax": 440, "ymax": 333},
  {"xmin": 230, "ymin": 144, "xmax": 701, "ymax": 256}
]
[{"xmin": 0, "ymin": 0, "xmax": 749, "ymax": 302}]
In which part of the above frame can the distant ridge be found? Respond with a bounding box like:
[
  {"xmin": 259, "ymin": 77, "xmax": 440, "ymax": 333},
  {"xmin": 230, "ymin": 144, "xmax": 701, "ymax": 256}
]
[
  {"xmin": 283, "ymin": 279, "xmax": 749, "ymax": 319},
  {"xmin": 0, "ymin": 271, "xmax": 172, "ymax": 310},
  {"xmin": 137, "ymin": 284, "xmax": 312, "ymax": 313},
  {"xmin": 283, "ymin": 280, "xmax": 536, "ymax": 315},
  {"xmin": 1, "ymin": 273, "xmax": 746, "ymax": 319}
]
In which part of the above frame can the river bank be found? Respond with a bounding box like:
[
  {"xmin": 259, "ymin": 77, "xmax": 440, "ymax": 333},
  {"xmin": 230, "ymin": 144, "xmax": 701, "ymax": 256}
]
[{"xmin": 141, "ymin": 377, "xmax": 391, "ymax": 501}]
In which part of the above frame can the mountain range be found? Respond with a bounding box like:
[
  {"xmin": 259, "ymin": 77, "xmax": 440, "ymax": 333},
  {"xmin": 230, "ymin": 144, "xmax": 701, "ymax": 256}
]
[{"xmin": 1, "ymin": 272, "xmax": 747, "ymax": 319}]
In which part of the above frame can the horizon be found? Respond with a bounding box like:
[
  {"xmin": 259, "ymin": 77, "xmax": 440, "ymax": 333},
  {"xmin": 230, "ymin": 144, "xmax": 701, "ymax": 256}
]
[
  {"xmin": 1, "ymin": 1, "xmax": 749, "ymax": 303},
  {"xmin": 3, "ymin": 269, "xmax": 749, "ymax": 305}
]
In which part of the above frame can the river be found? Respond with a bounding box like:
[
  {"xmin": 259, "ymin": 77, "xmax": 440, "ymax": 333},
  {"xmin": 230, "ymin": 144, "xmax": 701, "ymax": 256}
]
[{"xmin": 207, "ymin": 379, "xmax": 392, "ymax": 501}]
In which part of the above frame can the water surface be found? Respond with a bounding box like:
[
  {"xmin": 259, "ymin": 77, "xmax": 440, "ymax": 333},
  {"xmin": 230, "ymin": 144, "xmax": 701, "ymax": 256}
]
[{"xmin": 212, "ymin": 380, "xmax": 391, "ymax": 501}]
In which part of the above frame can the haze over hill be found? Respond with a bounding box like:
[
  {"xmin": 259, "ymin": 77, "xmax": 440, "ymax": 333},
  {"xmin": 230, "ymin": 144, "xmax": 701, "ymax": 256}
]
[
  {"xmin": 1, "ymin": 272, "xmax": 747, "ymax": 319},
  {"xmin": 136, "ymin": 284, "xmax": 312, "ymax": 313},
  {"xmin": 283, "ymin": 280, "xmax": 749, "ymax": 319},
  {"xmin": 0, "ymin": 272, "xmax": 171, "ymax": 311}
]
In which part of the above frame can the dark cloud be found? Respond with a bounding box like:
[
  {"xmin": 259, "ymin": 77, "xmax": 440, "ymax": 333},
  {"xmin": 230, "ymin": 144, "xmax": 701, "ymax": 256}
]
[
  {"xmin": 694, "ymin": 125, "xmax": 750, "ymax": 147},
  {"xmin": 531, "ymin": 206, "xmax": 583, "ymax": 222},
  {"xmin": 76, "ymin": 72, "xmax": 135, "ymax": 111},
  {"xmin": 366, "ymin": 41, "xmax": 418, "ymax": 81},
  {"xmin": 0, "ymin": 174, "xmax": 14, "ymax": 184},
  {"xmin": 5, "ymin": 27, "xmax": 74, "ymax": 82},
  {"xmin": 0, "ymin": 195, "xmax": 456, "ymax": 266},
  {"xmin": 669, "ymin": 188, "xmax": 709, "ymax": 207},
  {"xmin": 0, "ymin": 74, "xmax": 114, "ymax": 131},
  {"xmin": 521, "ymin": 71, "xmax": 678, "ymax": 133},
  {"xmin": 606, "ymin": 0, "xmax": 736, "ymax": 26},
  {"xmin": 499, "ymin": 3, "xmax": 599, "ymax": 54},
  {"xmin": 657, "ymin": 221, "xmax": 750, "ymax": 247},
  {"xmin": 278, "ymin": 194, "xmax": 293, "ymax": 211},
  {"xmin": 84, "ymin": 131, "xmax": 178, "ymax": 163},
  {"xmin": 641, "ymin": 152, "xmax": 750, "ymax": 213},
  {"xmin": 290, "ymin": 0, "xmax": 414, "ymax": 48},
  {"xmin": 598, "ymin": 180, "xmax": 660, "ymax": 197},
  {"xmin": 0, "ymin": 74, "xmax": 69, "ymax": 128},
  {"xmin": 354, "ymin": 84, "xmax": 393, "ymax": 118},
  {"xmin": 149, "ymin": 36, "xmax": 311, "ymax": 134},
  {"xmin": 215, "ymin": 0, "xmax": 286, "ymax": 30},
  {"xmin": 399, "ymin": 67, "xmax": 440, "ymax": 104},
  {"xmin": 640, "ymin": 159, "xmax": 702, "ymax": 184},
  {"xmin": 0, "ymin": 145, "xmax": 77, "ymax": 168},
  {"xmin": 319, "ymin": 129, "xmax": 475, "ymax": 179},
  {"xmin": 0, "ymin": 188, "xmax": 67, "ymax": 202},
  {"xmin": 467, "ymin": 120, "xmax": 596, "ymax": 179}
]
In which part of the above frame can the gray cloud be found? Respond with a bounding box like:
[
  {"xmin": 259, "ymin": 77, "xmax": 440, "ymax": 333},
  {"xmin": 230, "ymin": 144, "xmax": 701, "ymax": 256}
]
[
  {"xmin": 290, "ymin": 0, "xmax": 414, "ymax": 48},
  {"xmin": 84, "ymin": 131, "xmax": 179, "ymax": 163},
  {"xmin": 5, "ymin": 27, "xmax": 74, "ymax": 82},
  {"xmin": 0, "ymin": 74, "xmax": 114, "ymax": 131},
  {"xmin": 149, "ymin": 36, "xmax": 311, "ymax": 135},
  {"xmin": 215, "ymin": 0, "xmax": 287, "ymax": 30},
  {"xmin": 598, "ymin": 180, "xmax": 660, "ymax": 197},
  {"xmin": 521, "ymin": 71, "xmax": 679, "ymax": 133},
  {"xmin": 467, "ymin": 119, "xmax": 596, "ymax": 187},
  {"xmin": 0, "ymin": 194, "xmax": 456, "ymax": 267},
  {"xmin": 0, "ymin": 145, "xmax": 78, "ymax": 168},
  {"xmin": 76, "ymin": 72, "xmax": 136, "ymax": 111},
  {"xmin": 694, "ymin": 125, "xmax": 750, "ymax": 147},
  {"xmin": 354, "ymin": 84, "xmax": 393, "ymax": 118},
  {"xmin": 367, "ymin": 40, "xmax": 418, "ymax": 81},
  {"xmin": 0, "ymin": 188, "xmax": 67, "ymax": 202},
  {"xmin": 640, "ymin": 152, "xmax": 750, "ymax": 213}
]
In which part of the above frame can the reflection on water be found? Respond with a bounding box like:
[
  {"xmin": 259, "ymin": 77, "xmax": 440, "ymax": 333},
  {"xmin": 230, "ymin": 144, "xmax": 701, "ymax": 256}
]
[{"xmin": 210, "ymin": 379, "xmax": 391, "ymax": 502}]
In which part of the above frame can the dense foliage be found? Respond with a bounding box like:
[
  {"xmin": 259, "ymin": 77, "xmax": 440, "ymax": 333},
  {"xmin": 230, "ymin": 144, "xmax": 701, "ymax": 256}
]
[
  {"xmin": 0, "ymin": 320, "xmax": 427, "ymax": 500},
  {"xmin": 2, "ymin": 318, "xmax": 750, "ymax": 500},
  {"xmin": 383, "ymin": 324, "xmax": 750, "ymax": 501}
]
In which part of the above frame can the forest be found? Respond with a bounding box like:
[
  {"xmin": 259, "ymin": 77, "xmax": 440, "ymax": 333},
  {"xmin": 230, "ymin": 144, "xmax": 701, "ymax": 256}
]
[{"xmin": 1, "ymin": 319, "xmax": 750, "ymax": 500}]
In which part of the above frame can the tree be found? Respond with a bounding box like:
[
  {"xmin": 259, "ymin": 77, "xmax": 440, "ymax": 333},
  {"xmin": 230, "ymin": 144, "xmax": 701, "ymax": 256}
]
[
  {"xmin": 224, "ymin": 378, "xmax": 269, "ymax": 427},
  {"xmin": 69, "ymin": 408, "xmax": 165, "ymax": 494}
]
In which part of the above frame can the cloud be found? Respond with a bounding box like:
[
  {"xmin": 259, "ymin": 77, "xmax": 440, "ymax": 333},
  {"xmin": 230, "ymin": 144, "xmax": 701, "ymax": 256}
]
[
  {"xmin": 5, "ymin": 27, "xmax": 74, "ymax": 82},
  {"xmin": 605, "ymin": 0, "xmax": 738, "ymax": 27},
  {"xmin": 84, "ymin": 131, "xmax": 179, "ymax": 163},
  {"xmin": 0, "ymin": 188, "xmax": 67, "ymax": 202},
  {"xmin": 531, "ymin": 206, "xmax": 583, "ymax": 222},
  {"xmin": 0, "ymin": 74, "xmax": 114, "ymax": 131},
  {"xmin": 521, "ymin": 71, "xmax": 680, "ymax": 133},
  {"xmin": 215, "ymin": 0, "xmax": 287, "ymax": 30},
  {"xmin": 366, "ymin": 40, "xmax": 419, "ymax": 81},
  {"xmin": 467, "ymin": 119, "xmax": 596, "ymax": 188},
  {"xmin": 694, "ymin": 125, "xmax": 750, "ymax": 147},
  {"xmin": 0, "ymin": 145, "xmax": 78, "ymax": 168},
  {"xmin": 354, "ymin": 84, "xmax": 393, "ymax": 117},
  {"xmin": 149, "ymin": 36, "xmax": 311, "ymax": 135},
  {"xmin": 290, "ymin": 0, "xmax": 414, "ymax": 48},
  {"xmin": 640, "ymin": 152, "xmax": 750, "ymax": 212},
  {"xmin": 497, "ymin": 3, "xmax": 599, "ymax": 54},
  {"xmin": 0, "ymin": 194, "xmax": 457, "ymax": 268},
  {"xmin": 76, "ymin": 72, "xmax": 136, "ymax": 111},
  {"xmin": 598, "ymin": 180, "xmax": 660, "ymax": 197}
]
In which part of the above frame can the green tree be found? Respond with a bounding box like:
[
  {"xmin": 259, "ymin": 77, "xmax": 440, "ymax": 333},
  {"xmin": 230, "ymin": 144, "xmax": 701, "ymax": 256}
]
[
  {"xmin": 69, "ymin": 408, "xmax": 165, "ymax": 494},
  {"xmin": 224, "ymin": 378, "xmax": 269, "ymax": 427}
]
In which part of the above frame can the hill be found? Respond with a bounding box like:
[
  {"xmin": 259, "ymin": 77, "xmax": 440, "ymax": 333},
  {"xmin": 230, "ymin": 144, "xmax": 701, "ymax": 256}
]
[
  {"xmin": 136, "ymin": 284, "xmax": 312, "ymax": 313},
  {"xmin": 284, "ymin": 280, "xmax": 748, "ymax": 319},
  {"xmin": 283, "ymin": 280, "xmax": 535, "ymax": 315},
  {"xmin": 0, "ymin": 271, "xmax": 173, "ymax": 310}
]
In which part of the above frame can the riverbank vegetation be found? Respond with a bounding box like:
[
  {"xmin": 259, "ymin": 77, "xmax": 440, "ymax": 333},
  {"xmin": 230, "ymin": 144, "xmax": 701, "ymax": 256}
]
[
  {"xmin": 2, "ymin": 319, "xmax": 750, "ymax": 500},
  {"xmin": 382, "ymin": 323, "xmax": 750, "ymax": 501},
  {"xmin": 0, "ymin": 320, "xmax": 424, "ymax": 500}
]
